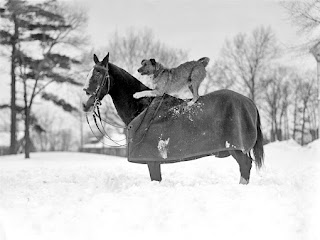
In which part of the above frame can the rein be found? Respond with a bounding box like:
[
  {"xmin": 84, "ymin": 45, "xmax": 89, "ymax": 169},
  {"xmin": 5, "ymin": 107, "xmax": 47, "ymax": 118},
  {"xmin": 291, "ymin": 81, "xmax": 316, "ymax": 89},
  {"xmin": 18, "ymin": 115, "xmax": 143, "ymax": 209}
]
[{"xmin": 85, "ymin": 112, "xmax": 127, "ymax": 148}]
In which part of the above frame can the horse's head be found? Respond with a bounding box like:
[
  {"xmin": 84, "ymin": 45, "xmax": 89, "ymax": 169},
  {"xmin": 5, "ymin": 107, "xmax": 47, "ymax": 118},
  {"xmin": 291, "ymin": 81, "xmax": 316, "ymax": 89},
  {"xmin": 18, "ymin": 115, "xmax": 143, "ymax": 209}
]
[{"xmin": 82, "ymin": 53, "xmax": 111, "ymax": 112}]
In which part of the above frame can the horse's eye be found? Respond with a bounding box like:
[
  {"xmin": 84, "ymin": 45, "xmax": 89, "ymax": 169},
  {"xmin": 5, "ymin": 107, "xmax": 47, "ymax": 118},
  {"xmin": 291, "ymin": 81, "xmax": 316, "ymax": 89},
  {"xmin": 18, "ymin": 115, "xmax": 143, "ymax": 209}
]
[{"xmin": 93, "ymin": 72, "xmax": 100, "ymax": 79}]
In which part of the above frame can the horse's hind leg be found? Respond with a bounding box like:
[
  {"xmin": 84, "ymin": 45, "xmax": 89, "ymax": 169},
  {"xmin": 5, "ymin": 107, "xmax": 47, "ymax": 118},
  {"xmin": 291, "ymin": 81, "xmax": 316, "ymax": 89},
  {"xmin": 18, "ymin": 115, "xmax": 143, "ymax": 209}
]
[
  {"xmin": 229, "ymin": 150, "xmax": 252, "ymax": 184},
  {"xmin": 147, "ymin": 162, "xmax": 162, "ymax": 182}
]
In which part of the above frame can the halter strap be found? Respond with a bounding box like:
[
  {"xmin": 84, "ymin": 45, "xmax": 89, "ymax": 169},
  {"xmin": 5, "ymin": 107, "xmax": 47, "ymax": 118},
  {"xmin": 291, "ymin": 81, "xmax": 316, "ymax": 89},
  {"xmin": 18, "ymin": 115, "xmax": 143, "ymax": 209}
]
[{"xmin": 92, "ymin": 64, "xmax": 110, "ymax": 103}]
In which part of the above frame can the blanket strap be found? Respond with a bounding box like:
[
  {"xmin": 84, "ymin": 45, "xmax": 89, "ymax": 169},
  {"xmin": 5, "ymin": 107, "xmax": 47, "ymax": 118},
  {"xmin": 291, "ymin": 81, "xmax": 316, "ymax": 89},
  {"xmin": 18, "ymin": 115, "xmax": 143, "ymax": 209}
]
[{"xmin": 132, "ymin": 95, "xmax": 165, "ymax": 146}]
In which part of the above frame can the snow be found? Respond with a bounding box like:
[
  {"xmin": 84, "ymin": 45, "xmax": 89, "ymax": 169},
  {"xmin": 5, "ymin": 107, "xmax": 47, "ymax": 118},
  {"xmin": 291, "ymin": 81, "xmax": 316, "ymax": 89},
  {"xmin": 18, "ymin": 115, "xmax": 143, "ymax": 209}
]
[{"xmin": 0, "ymin": 140, "xmax": 319, "ymax": 240}]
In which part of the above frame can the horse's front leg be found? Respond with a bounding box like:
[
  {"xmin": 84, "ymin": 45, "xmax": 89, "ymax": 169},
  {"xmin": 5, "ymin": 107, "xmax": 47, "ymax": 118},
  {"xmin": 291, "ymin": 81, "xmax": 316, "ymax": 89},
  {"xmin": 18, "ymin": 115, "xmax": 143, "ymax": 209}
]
[{"xmin": 147, "ymin": 162, "xmax": 162, "ymax": 182}]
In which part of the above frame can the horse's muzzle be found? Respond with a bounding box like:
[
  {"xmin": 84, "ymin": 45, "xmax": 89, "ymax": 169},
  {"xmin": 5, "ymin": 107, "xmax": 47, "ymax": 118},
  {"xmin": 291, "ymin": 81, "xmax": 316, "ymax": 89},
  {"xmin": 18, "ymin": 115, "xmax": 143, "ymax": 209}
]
[{"xmin": 82, "ymin": 95, "xmax": 95, "ymax": 112}]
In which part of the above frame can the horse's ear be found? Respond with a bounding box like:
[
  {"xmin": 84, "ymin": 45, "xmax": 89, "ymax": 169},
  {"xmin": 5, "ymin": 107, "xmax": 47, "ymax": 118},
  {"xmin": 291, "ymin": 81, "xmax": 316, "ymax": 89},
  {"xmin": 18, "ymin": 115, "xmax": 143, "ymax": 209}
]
[
  {"xmin": 101, "ymin": 53, "xmax": 109, "ymax": 66},
  {"xmin": 93, "ymin": 54, "xmax": 99, "ymax": 64},
  {"xmin": 150, "ymin": 59, "xmax": 156, "ymax": 66}
]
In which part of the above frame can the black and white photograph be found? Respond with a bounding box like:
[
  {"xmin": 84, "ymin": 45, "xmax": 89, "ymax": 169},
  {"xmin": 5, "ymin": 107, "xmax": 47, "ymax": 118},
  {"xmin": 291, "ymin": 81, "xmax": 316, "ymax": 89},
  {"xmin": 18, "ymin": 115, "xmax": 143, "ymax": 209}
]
[{"xmin": 0, "ymin": 0, "xmax": 319, "ymax": 239}]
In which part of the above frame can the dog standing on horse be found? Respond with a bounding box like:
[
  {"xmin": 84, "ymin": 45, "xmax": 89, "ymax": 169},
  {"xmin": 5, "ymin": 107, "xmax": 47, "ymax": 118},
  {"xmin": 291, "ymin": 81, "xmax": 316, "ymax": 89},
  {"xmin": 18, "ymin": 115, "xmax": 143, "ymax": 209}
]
[{"xmin": 133, "ymin": 57, "xmax": 210, "ymax": 106}]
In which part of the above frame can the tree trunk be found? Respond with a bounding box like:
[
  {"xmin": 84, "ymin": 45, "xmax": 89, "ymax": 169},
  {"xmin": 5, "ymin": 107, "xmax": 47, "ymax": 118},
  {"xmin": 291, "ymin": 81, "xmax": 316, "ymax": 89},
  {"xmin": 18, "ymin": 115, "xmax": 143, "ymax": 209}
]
[
  {"xmin": 284, "ymin": 111, "xmax": 289, "ymax": 140},
  {"xmin": 24, "ymin": 106, "xmax": 30, "ymax": 159},
  {"xmin": 23, "ymin": 78, "xmax": 30, "ymax": 159},
  {"xmin": 80, "ymin": 109, "xmax": 84, "ymax": 150},
  {"xmin": 271, "ymin": 120, "xmax": 275, "ymax": 142},
  {"xmin": 273, "ymin": 107, "xmax": 279, "ymax": 141},
  {"xmin": 250, "ymin": 77, "xmax": 256, "ymax": 104},
  {"xmin": 292, "ymin": 98, "xmax": 298, "ymax": 140},
  {"xmin": 271, "ymin": 109, "xmax": 276, "ymax": 142},
  {"xmin": 301, "ymin": 102, "xmax": 307, "ymax": 146},
  {"xmin": 10, "ymin": 14, "xmax": 18, "ymax": 155},
  {"xmin": 10, "ymin": 43, "xmax": 17, "ymax": 154}
]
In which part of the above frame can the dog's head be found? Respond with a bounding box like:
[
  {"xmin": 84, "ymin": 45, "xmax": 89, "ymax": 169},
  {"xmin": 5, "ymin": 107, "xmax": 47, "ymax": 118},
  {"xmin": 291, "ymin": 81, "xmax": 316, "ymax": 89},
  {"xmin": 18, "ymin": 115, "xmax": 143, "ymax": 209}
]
[{"xmin": 137, "ymin": 59, "xmax": 161, "ymax": 76}]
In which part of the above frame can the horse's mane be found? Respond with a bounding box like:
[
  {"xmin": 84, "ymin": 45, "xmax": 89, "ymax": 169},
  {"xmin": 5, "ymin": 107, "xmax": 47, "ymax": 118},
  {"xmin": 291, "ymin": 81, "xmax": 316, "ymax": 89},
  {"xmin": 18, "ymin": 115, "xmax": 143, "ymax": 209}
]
[
  {"xmin": 108, "ymin": 63, "xmax": 150, "ymax": 91},
  {"xmin": 106, "ymin": 62, "xmax": 152, "ymax": 125}
]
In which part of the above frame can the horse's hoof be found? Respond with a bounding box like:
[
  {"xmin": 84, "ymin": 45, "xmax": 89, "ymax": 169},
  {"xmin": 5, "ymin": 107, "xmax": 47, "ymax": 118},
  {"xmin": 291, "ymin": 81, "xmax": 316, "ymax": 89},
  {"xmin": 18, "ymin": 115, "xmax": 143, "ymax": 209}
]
[{"xmin": 239, "ymin": 177, "xmax": 249, "ymax": 185}]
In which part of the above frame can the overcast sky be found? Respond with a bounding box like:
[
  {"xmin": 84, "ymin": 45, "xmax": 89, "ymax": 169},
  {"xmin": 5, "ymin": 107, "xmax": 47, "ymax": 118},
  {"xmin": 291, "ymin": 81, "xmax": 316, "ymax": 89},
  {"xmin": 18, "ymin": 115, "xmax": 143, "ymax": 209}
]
[
  {"xmin": 83, "ymin": 0, "xmax": 300, "ymax": 59},
  {"xmin": 0, "ymin": 0, "xmax": 315, "ymax": 103}
]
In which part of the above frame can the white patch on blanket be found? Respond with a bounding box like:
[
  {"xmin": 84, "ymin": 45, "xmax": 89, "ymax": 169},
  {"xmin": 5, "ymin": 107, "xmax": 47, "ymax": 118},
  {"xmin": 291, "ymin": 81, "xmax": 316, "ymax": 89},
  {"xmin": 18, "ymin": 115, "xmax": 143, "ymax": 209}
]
[
  {"xmin": 169, "ymin": 102, "xmax": 204, "ymax": 121},
  {"xmin": 225, "ymin": 141, "xmax": 237, "ymax": 149},
  {"xmin": 158, "ymin": 138, "xmax": 170, "ymax": 159}
]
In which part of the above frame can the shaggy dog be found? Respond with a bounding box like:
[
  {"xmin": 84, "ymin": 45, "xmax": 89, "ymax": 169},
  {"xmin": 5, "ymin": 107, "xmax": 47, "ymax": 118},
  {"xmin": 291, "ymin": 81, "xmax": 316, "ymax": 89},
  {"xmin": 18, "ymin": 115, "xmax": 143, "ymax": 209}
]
[{"xmin": 133, "ymin": 57, "xmax": 210, "ymax": 105}]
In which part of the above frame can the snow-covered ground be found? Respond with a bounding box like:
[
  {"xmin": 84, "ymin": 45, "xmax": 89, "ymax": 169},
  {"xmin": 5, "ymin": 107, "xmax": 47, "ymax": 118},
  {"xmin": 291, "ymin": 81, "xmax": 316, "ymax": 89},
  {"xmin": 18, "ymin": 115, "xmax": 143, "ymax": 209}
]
[{"xmin": 0, "ymin": 140, "xmax": 319, "ymax": 240}]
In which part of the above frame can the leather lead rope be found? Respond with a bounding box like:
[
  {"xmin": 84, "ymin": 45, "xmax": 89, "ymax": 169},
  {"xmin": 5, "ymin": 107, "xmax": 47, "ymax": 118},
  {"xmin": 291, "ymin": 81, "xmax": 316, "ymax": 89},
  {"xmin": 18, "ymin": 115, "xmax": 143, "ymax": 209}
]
[{"xmin": 86, "ymin": 113, "xmax": 127, "ymax": 148}]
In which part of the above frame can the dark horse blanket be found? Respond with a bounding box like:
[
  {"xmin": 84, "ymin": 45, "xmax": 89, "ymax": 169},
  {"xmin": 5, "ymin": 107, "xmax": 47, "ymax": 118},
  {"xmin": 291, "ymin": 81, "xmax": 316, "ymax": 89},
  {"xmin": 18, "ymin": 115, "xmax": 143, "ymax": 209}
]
[{"xmin": 127, "ymin": 89, "xmax": 258, "ymax": 164}]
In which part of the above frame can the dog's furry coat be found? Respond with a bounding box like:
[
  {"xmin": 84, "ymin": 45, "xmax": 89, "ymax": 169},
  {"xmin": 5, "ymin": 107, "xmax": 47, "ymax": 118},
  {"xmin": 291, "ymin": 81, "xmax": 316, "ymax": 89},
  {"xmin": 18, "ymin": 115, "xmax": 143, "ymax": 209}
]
[{"xmin": 134, "ymin": 57, "xmax": 210, "ymax": 105}]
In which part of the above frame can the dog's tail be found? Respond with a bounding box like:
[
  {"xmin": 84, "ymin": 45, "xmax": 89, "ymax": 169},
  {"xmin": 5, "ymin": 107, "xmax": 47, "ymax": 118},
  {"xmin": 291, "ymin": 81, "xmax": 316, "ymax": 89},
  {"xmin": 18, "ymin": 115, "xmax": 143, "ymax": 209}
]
[{"xmin": 197, "ymin": 57, "xmax": 210, "ymax": 67}]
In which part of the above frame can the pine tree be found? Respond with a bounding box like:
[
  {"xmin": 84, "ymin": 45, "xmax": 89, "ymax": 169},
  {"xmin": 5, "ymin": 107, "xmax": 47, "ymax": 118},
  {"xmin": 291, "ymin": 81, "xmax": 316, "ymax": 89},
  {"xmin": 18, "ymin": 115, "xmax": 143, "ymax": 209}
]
[
  {"xmin": 0, "ymin": 0, "xmax": 87, "ymax": 158},
  {"xmin": 0, "ymin": 0, "xmax": 22, "ymax": 154}
]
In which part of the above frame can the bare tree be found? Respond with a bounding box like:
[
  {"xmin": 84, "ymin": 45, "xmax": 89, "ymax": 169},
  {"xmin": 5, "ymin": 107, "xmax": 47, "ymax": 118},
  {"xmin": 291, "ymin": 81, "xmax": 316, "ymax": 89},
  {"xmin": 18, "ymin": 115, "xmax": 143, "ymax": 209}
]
[
  {"xmin": 220, "ymin": 26, "xmax": 279, "ymax": 103},
  {"xmin": 299, "ymin": 78, "xmax": 317, "ymax": 144},
  {"xmin": 101, "ymin": 28, "xmax": 188, "ymax": 76},
  {"xmin": 292, "ymin": 77, "xmax": 300, "ymax": 141},
  {"xmin": 281, "ymin": 0, "xmax": 320, "ymax": 35},
  {"xmin": 281, "ymin": 0, "xmax": 320, "ymax": 141},
  {"xmin": 31, "ymin": 108, "xmax": 78, "ymax": 152},
  {"xmin": 201, "ymin": 60, "xmax": 236, "ymax": 94},
  {"xmin": 263, "ymin": 67, "xmax": 291, "ymax": 141},
  {"xmin": 290, "ymin": 73, "xmax": 318, "ymax": 144}
]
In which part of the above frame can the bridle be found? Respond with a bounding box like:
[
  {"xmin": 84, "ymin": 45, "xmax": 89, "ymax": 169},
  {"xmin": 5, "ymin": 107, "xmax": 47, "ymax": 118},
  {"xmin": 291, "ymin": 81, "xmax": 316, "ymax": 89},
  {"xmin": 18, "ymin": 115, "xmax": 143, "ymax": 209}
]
[
  {"xmin": 84, "ymin": 64, "xmax": 127, "ymax": 148},
  {"xmin": 90, "ymin": 64, "xmax": 111, "ymax": 106}
]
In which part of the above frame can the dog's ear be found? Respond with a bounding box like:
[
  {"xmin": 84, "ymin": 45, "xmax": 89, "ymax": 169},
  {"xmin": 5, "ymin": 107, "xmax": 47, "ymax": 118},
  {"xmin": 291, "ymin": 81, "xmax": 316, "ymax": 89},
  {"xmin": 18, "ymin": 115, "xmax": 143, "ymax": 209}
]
[
  {"xmin": 141, "ymin": 59, "xmax": 147, "ymax": 65},
  {"xmin": 150, "ymin": 59, "xmax": 156, "ymax": 66},
  {"xmin": 155, "ymin": 62, "xmax": 161, "ymax": 71}
]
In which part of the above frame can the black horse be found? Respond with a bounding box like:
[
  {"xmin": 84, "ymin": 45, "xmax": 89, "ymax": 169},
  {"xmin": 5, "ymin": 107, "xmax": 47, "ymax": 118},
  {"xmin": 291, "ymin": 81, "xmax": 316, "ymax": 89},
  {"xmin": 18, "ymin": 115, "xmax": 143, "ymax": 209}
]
[{"xmin": 82, "ymin": 53, "xmax": 264, "ymax": 184}]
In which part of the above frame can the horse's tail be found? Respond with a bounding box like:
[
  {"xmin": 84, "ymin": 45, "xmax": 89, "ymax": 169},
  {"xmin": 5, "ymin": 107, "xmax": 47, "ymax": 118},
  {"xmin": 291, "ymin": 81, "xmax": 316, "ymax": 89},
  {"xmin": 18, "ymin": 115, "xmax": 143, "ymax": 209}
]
[
  {"xmin": 253, "ymin": 109, "xmax": 264, "ymax": 169},
  {"xmin": 197, "ymin": 57, "xmax": 210, "ymax": 67}
]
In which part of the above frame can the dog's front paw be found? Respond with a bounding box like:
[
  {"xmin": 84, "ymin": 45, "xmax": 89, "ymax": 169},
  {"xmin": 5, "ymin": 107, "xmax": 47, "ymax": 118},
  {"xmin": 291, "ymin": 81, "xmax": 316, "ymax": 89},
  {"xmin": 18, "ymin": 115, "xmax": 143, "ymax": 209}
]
[
  {"xmin": 187, "ymin": 100, "xmax": 196, "ymax": 106},
  {"xmin": 133, "ymin": 92, "xmax": 144, "ymax": 99}
]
